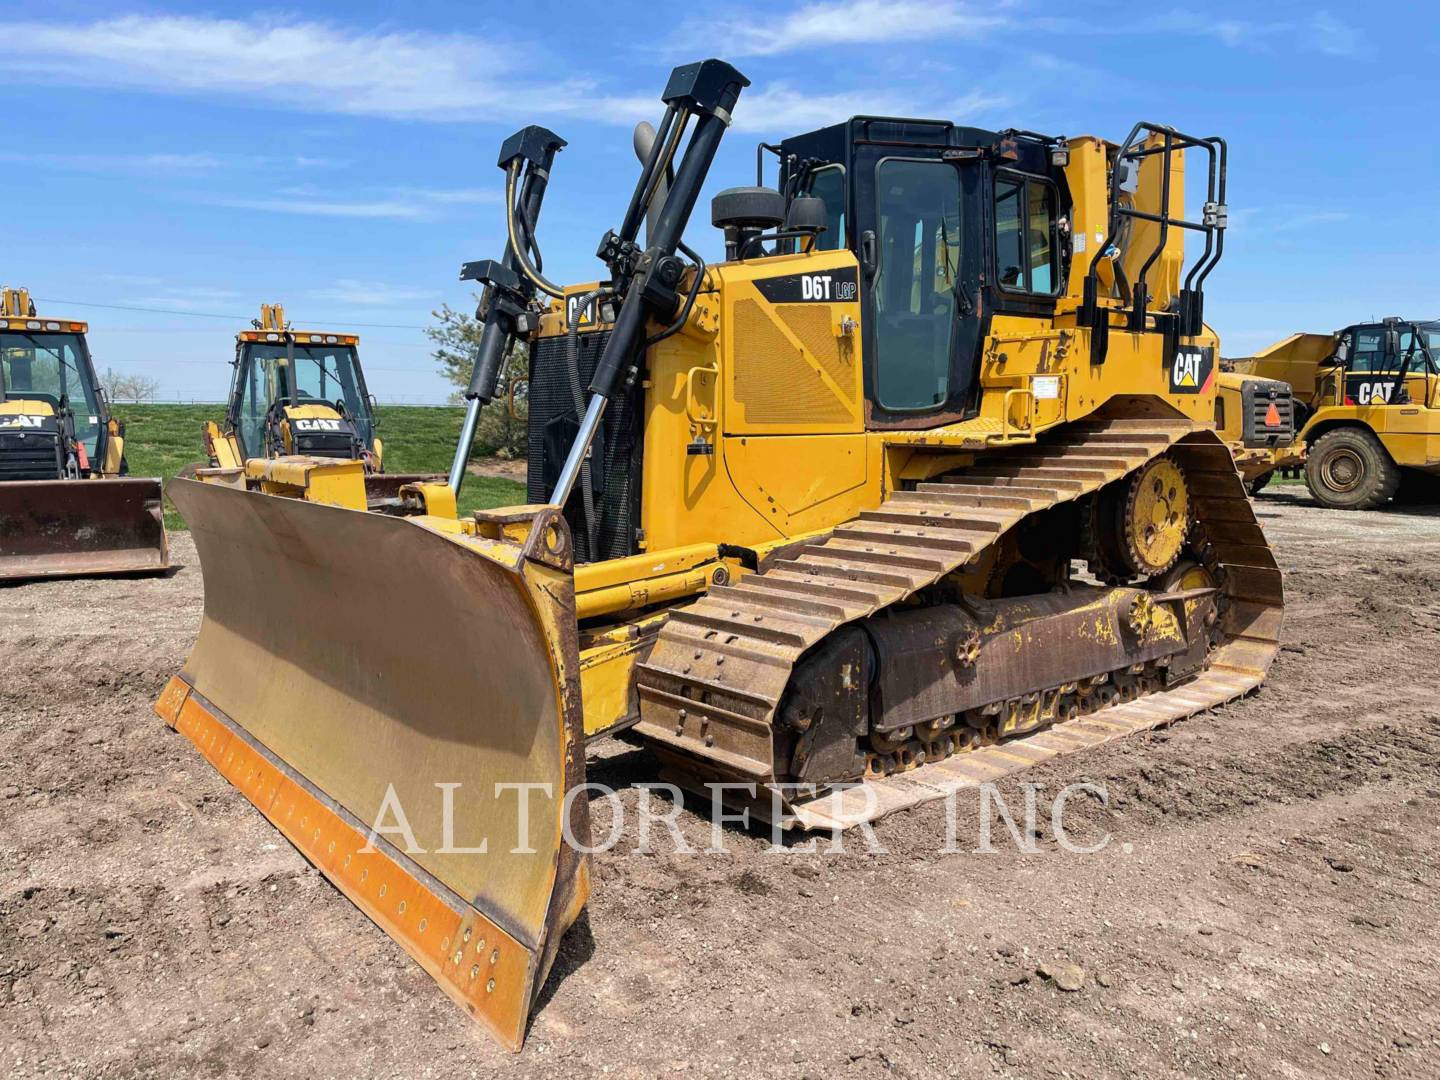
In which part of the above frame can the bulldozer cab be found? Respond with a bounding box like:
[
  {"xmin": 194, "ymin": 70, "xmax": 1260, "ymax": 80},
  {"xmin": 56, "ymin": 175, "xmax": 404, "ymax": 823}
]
[
  {"xmin": 769, "ymin": 118, "xmax": 1208, "ymax": 431},
  {"xmin": 0, "ymin": 318, "xmax": 109, "ymax": 476},
  {"xmin": 227, "ymin": 328, "xmax": 376, "ymax": 460},
  {"xmin": 775, "ymin": 120, "xmax": 1064, "ymax": 425}
]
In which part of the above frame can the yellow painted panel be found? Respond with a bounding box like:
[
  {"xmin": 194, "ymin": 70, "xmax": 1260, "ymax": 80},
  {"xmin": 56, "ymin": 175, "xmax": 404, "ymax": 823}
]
[{"xmin": 724, "ymin": 433, "xmax": 873, "ymax": 535}]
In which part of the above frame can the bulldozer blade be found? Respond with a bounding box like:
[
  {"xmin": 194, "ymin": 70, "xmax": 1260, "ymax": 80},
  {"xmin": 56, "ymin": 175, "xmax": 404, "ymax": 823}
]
[
  {"xmin": 0, "ymin": 477, "xmax": 169, "ymax": 581},
  {"xmin": 154, "ymin": 478, "xmax": 589, "ymax": 1050}
]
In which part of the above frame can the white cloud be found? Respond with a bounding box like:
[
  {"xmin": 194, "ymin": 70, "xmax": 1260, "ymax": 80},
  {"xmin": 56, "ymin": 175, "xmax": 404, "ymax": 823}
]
[
  {"xmin": 1236, "ymin": 207, "xmax": 1352, "ymax": 235},
  {"xmin": 1140, "ymin": 9, "xmax": 1370, "ymax": 55},
  {"xmin": 0, "ymin": 14, "xmax": 641, "ymax": 124},
  {"xmin": 0, "ymin": 150, "xmax": 224, "ymax": 173},
  {"xmin": 132, "ymin": 285, "xmax": 245, "ymax": 312},
  {"xmin": 731, "ymin": 83, "xmax": 1009, "ymax": 134},
  {"xmin": 196, "ymin": 182, "xmax": 497, "ymax": 221},
  {"xmin": 390, "ymin": 187, "xmax": 498, "ymax": 205},
  {"xmin": 1305, "ymin": 12, "xmax": 1370, "ymax": 57},
  {"xmin": 1136, "ymin": 11, "xmax": 1287, "ymax": 47},
  {"xmin": 200, "ymin": 194, "xmax": 429, "ymax": 220},
  {"xmin": 309, "ymin": 280, "xmax": 435, "ymax": 306},
  {"xmin": 695, "ymin": 1, "xmax": 1006, "ymax": 57},
  {"xmin": 0, "ymin": 13, "xmax": 1019, "ymax": 139}
]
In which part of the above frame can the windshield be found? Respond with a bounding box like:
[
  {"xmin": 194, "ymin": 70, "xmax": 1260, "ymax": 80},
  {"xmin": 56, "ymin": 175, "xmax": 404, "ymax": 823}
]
[
  {"xmin": 0, "ymin": 331, "xmax": 102, "ymax": 457},
  {"xmin": 1399, "ymin": 326, "xmax": 1440, "ymax": 372},
  {"xmin": 232, "ymin": 342, "xmax": 371, "ymax": 457}
]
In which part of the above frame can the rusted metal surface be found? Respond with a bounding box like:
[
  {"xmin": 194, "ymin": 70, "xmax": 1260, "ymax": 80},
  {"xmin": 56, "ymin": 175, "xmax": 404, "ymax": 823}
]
[
  {"xmin": 0, "ymin": 477, "xmax": 169, "ymax": 581},
  {"xmin": 633, "ymin": 418, "xmax": 1283, "ymax": 827},
  {"xmin": 864, "ymin": 586, "xmax": 1198, "ymax": 733},
  {"xmin": 363, "ymin": 472, "xmax": 446, "ymax": 505}
]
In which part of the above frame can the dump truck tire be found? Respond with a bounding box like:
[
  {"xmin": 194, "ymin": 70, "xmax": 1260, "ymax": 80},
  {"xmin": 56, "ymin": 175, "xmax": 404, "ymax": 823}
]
[{"xmin": 1305, "ymin": 427, "xmax": 1399, "ymax": 510}]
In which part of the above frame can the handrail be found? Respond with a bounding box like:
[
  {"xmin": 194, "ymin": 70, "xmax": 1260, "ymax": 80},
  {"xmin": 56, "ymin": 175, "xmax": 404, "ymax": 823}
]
[{"xmin": 1079, "ymin": 122, "xmax": 1227, "ymax": 361}]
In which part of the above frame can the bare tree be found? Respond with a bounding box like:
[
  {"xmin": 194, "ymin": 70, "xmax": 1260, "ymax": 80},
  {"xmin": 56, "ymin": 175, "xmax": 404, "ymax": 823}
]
[{"xmin": 102, "ymin": 368, "xmax": 162, "ymax": 403}]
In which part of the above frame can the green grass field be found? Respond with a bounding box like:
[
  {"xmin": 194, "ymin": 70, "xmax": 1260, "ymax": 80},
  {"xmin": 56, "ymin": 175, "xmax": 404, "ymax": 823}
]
[{"xmin": 113, "ymin": 403, "xmax": 527, "ymax": 529}]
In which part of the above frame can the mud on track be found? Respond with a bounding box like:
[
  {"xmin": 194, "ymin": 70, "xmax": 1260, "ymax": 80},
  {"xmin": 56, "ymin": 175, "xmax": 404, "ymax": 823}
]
[{"xmin": 3, "ymin": 492, "xmax": 1439, "ymax": 1078}]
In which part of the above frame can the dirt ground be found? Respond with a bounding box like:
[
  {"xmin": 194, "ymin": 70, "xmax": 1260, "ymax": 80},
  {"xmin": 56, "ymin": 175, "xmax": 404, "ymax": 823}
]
[{"xmin": 3, "ymin": 489, "xmax": 1439, "ymax": 1079}]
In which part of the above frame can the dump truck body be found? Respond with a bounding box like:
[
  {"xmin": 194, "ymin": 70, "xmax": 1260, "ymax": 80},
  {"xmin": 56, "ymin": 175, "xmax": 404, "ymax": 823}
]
[
  {"xmin": 160, "ymin": 62, "xmax": 1280, "ymax": 1049},
  {"xmin": 0, "ymin": 288, "xmax": 168, "ymax": 580}
]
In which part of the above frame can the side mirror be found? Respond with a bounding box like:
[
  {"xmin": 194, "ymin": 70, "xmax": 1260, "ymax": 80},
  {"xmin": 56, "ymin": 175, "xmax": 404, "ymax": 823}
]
[
  {"xmin": 1385, "ymin": 328, "xmax": 1401, "ymax": 357},
  {"xmin": 860, "ymin": 229, "xmax": 878, "ymax": 277}
]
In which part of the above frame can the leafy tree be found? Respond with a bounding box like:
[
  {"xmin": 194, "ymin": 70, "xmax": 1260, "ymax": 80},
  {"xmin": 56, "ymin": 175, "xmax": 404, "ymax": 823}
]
[{"xmin": 426, "ymin": 303, "xmax": 528, "ymax": 459}]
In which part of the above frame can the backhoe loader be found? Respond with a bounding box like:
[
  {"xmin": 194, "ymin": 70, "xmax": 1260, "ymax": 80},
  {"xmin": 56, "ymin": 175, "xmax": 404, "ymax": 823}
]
[
  {"xmin": 156, "ymin": 60, "xmax": 1281, "ymax": 1049},
  {"xmin": 198, "ymin": 304, "xmax": 440, "ymax": 507},
  {"xmin": 0, "ymin": 287, "xmax": 168, "ymax": 580},
  {"xmin": 1230, "ymin": 320, "xmax": 1440, "ymax": 507}
]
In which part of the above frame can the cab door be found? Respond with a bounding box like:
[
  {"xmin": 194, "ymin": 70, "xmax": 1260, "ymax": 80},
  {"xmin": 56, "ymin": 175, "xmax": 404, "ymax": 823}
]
[
  {"xmin": 1343, "ymin": 325, "xmax": 1399, "ymax": 406},
  {"xmin": 851, "ymin": 147, "xmax": 982, "ymax": 427}
]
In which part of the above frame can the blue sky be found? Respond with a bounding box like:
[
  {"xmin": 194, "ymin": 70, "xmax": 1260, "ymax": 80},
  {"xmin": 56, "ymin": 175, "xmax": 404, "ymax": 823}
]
[{"xmin": 4, "ymin": 2, "xmax": 1435, "ymax": 402}]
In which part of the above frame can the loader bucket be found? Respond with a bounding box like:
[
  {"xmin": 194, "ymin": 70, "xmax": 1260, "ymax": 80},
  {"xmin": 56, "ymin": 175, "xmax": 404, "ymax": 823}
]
[
  {"xmin": 154, "ymin": 478, "xmax": 589, "ymax": 1050},
  {"xmin": 0, "ymin": 477, "xmax": 169, "ymax": 581}
]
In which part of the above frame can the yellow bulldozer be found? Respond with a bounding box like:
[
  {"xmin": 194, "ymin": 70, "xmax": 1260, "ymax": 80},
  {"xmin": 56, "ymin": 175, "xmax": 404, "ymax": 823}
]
[
  {"xmin": 0, "ymin": 287, "xmax": 168, "ymax": 580},
  {"xmin": 155, "ymin": 60, "xmax": 1282, "ymax": 1049},
  {"xmin": 1229, "ymin": 320, "xmax": 1440, "ymax": 507},
  {"xmin": 199, "ymin": 303, "xmax": 444, "ymax": 508}
]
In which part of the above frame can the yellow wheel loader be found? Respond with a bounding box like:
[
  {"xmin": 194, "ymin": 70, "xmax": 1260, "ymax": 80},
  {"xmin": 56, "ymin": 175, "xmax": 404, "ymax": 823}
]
[
  {"xmin": 1229, "ymin": 320, "xmax": 1440, "ymax": 507},
  {"xmin": 0, "ymin": 287, "xmax": 168, "ymax": 580},
  {"xmin": 155, "ymin": 60, "xmax": 1282, "ymax": 1049},
  {"xmin": 200, "ymin": 303, "xmax": 442, "ymax": 508}
]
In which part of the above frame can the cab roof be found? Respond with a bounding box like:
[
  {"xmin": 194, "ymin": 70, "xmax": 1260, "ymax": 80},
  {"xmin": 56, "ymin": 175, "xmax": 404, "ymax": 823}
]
[
  {"xmin": 236, "ymin": 328, "xmax": 359, "ymax": 345},
  {"xmin": 2, "ymin": 315, "xmax": 89, "ymax": 334}
]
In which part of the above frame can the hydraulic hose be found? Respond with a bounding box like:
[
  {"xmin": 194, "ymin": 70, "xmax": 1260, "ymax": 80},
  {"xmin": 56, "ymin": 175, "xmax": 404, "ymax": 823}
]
[
  {"xmin": 565, "ymin": 287, "xmax": 610, "ymax": 558},
  {"xmin": 505, "ymin": 162, "xmax": 565, "ymax": 299}
]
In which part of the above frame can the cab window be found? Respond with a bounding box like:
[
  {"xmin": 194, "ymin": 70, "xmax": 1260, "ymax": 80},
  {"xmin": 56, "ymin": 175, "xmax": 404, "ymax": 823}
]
[
  {"xmin": 0, "ymin": 332, "xmax": 101, "ymax": 456},
  {"xmin": 873, "ymin": 158, "xmax": 962, "ymax": 411},
  {"xmin": 1350, "ymin": 329, "xmax": 1386, "ymax": 373},
  {"xmin": 1398, "ymin": 329, "xmax": 1440, "ymax": 372},
  {"xmin": 994, "ymin": 172, "xmax": 1059, "ymax": 295},
  {"xmin": 806, "ymin": 165, "xmax": 846, "ymax": 252}
]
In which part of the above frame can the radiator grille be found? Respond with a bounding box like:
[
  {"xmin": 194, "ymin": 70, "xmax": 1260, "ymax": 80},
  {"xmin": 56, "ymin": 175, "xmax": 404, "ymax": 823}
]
[
  {"xmin": 293, "ymin": 430, "xmax": 358, "ymax": 458},
  {"xmin": 526, "ymin": 328, "xmax": 641, "ymax": 564},
  {"xmin": 732, "ymin": 299, "xmax": 855, "ymax": 426},
  {"xmin": 1241, "ymin": 378, "xmax": 1295, "ymax": 448},
  {"xmin": 776, "ymin": 304, "xmax": 859, "ymax": 404},
  {"xmin": 0, "ymin": 432, "xmax": 62, "ymax": 480}
]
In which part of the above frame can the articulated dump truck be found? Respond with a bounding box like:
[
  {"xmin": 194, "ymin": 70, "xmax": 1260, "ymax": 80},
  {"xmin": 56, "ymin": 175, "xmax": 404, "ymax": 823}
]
[
  {"xmin": 0, "ymin": 287, "xmax": 168, "ymax": 580},
  {"xmin": 155, "ymin": 60, "xmax": 1283, "ymax": 1048},
  {"xmin": 1229, "ymin": 320, "xmax": 1440, "ymax": 507},
  {"xmin": 198, "ymin": 303, "xmax": 443, "ymax": 511}
]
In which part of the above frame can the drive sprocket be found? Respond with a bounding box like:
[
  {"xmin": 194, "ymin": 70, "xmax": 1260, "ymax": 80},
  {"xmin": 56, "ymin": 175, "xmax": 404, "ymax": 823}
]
[
  {"xmin": 1122, "ymin": 455, "xmax": 1191, "ymax": 576},
  {"xmin": 1084, "ymin": 453, "xmax": 1192, "ymax": 582}
]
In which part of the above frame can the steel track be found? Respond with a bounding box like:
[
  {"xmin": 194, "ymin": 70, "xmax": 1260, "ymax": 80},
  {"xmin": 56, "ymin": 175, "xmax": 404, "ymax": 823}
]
[{"xmin": 633, "ymin": 417, "xmax": 1284, "ymax": 829}]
